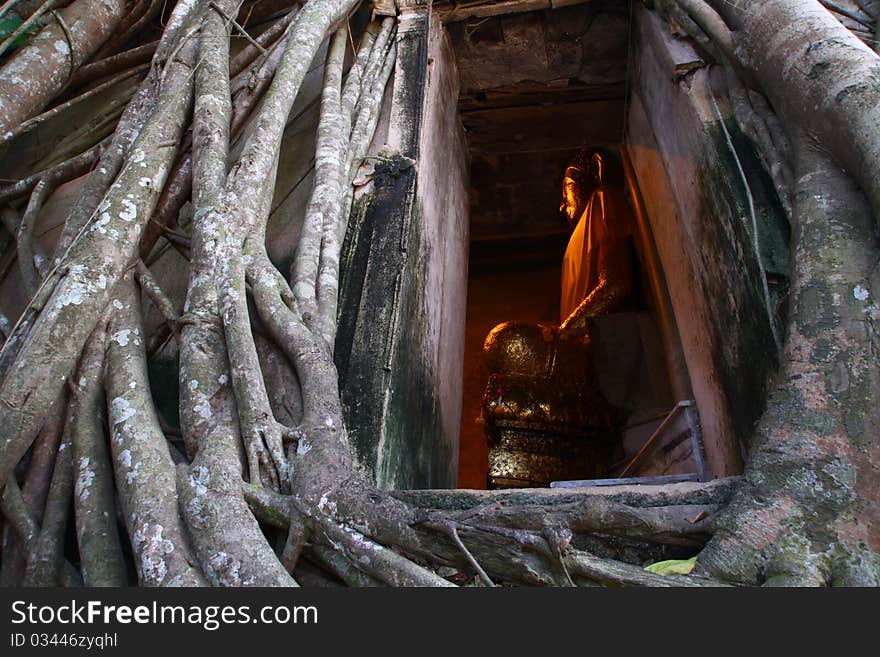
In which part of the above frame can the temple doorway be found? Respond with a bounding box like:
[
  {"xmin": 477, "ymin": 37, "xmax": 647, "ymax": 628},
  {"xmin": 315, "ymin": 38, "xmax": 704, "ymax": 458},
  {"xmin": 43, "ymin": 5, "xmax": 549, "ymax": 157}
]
[
  {"xmin": 355, "ymin": 0, "xmax": 786, "ymax": 491},
  {"xmin": 446, "ymin": 4, "xmax": 682, "ymax": 488}
]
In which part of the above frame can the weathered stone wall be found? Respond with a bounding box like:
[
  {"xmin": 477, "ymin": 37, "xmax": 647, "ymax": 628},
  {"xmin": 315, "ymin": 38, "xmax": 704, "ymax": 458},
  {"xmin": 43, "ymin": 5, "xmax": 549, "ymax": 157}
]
[
  {"xmin": 408, "ymin": 8, "xmax": 470, "ymax": 487},
  {"xmin": 337, "ymin": 3, "xmax": 467, "ymax": 489},
  {"xmin": 448, "ymin": 4, "xmax": 629, "ymax": 95},
  {"xmin": 626, "ymin": 6, "xmax": 789, "ymax": 476}
]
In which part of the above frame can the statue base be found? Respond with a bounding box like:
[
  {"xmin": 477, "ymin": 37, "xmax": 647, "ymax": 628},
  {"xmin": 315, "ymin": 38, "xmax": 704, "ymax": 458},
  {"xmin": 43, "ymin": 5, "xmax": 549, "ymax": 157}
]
[{"xmin": 487, "ymin": 428, "xmax": 620, "ymax": 489}]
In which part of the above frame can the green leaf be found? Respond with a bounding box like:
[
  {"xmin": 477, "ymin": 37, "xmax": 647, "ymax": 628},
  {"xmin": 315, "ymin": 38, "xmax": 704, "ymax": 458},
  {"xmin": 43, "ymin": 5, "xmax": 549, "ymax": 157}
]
[{"xmin": 644, "ymin": 556, "xmax": 697, "ymax": 576}]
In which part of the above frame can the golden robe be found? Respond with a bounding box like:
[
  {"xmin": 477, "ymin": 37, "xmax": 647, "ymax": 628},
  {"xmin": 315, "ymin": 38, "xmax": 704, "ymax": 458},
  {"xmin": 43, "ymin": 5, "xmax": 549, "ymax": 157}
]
[{"xmin": 560, "ymin": 185, "xmax": 635, "ymax": 322}]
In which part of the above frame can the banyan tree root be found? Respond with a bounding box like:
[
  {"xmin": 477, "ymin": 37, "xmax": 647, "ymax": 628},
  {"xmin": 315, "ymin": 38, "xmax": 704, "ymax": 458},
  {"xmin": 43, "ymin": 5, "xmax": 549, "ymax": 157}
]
[{"xmin": 0, "ymin": 0, "xmax": 877, "ymax": 587}]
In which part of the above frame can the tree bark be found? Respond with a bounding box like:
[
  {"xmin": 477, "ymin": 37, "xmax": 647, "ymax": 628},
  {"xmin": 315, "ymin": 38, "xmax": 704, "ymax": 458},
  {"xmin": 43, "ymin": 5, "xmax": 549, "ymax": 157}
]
[
  {"xmin": 695, "ymin": 140, "xmax": 880, "ymax": 585},
  {"xmin": 706, "ymin": 0, "xmax": 880, "ymax": 226},
  {"xmin": 0, "ymin": 0, "xmax": 128, "ymax": 137}
]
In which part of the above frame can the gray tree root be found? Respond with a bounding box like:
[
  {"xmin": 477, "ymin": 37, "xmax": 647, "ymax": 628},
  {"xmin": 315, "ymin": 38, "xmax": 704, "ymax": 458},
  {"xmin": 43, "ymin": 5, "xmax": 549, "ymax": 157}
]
[
  {"xmin": 0, "ymin": 0, "xmax": 199, "ymax": 490},
  {"xmin": 0, "ymin": 0, "xmax": 128, "ymax": 137},
  {"xmin": 71, "ymin": 323, "xmax": 127, "ymax": 586},
  {"xmin": 106, "ymin": 275, "xmax": 204, "ymax": 586},
  {"xmin": 0, "ymin": 0, "xmax": 877, "ymax": 589}
]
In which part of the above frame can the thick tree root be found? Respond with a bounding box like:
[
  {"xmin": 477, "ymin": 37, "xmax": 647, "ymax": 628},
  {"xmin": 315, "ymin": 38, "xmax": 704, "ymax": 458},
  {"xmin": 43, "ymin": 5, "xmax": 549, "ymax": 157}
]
[{"xmin": 0, "ymin": 0, "xmax": 877, "ymax": 588}]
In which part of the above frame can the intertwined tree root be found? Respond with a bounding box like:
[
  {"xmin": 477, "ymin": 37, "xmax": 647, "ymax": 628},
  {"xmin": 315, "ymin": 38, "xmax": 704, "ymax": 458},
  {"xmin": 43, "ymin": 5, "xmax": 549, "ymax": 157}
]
[{"xmin": 0, "ymin": 0, "xmax": 877, "ymax": 587}]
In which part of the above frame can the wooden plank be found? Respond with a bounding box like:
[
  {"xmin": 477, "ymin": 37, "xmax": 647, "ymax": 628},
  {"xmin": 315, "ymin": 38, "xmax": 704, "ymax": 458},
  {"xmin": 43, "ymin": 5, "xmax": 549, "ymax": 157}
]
[
  {"xmin": 461, "ymin": 98, "xmax": 626, "ymax": 154},
  {"xmin": 619, "ymin": 400, "xmax": 695, "ymax": 478},
  {"xmin": 440, "ymin": 0, "xmax": 556, "ymax": 23},
  {"xmin": 550, "ymin": 473, "xmax": 701, "ymax": 488},
  {"xmin": 373, "ymin": 0, "xmax": 396, "ymax": 17},
  {"xmin": 684, "ymin": 403, "xmax": 710, "ymax": 482},
  {"xmin": 459, "ymin": 81, "xmax": 627, "ymax": 112},
  {"xmin": 438, "ymin": 0, "xmax": 596, "ymax": 23}
]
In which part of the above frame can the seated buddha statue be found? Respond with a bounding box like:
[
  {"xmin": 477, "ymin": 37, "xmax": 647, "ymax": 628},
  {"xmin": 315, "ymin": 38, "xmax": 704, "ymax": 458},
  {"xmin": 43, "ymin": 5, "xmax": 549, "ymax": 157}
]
[{"xmin": 482, "ymin": 148, "xmax": 638, "ymax": 488}]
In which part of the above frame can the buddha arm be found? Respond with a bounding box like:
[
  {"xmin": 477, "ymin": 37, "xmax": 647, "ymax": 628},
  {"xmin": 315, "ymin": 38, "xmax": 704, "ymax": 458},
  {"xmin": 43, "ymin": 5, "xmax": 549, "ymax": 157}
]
[{"xmin": 559, "ymin": 236, "xmax": 634, "ymax": 333}]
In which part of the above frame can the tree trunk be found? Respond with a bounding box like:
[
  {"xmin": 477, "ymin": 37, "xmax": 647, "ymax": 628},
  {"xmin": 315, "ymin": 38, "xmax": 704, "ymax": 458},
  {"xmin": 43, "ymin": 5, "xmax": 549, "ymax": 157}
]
[
  {"xmin": 696, "ymin": 141, "xmax": 880, "ymax": 585},
  {"xmin": 683, "ymin": 0, "xmax": 880, "ymax": 586},
  {"xmin": 708, "ymin": 0, "xmax": 880, "ymax": 228}
]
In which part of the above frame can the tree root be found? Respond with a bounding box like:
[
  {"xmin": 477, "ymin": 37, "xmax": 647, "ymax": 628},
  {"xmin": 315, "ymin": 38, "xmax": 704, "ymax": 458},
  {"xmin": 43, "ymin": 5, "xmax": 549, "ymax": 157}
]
[
  {"xmin": 695, "ymin": 139, "xmax": 880, "ymax": 587},
  {"xmin": 0, "ymin": 0, "xmax": 876, "ymax": 589},
  {"xmin": 71, "ymin": 320, "xmax": 127, "ymax": 586}
]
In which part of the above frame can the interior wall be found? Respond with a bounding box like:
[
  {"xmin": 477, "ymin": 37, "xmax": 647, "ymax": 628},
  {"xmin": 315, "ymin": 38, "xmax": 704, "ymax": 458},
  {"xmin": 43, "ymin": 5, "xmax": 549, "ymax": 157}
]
[
  {"xmin": 408, "ymin": 8, "xmax": 470, "ymax": 487},
  {"xmin": 336, "ymin": 3, "xmax": 468, "ymax": 489},
  {"xmin": 626, "ymin": 6, "xmax": 789, "ymax": 476},
  {"xmin": 459, "ymin": 241, "xmax": 563, "ymax": 489},
  {"xmin": 451, "ymin": 4, "xmax": 629, "ymax": 243},
  {"xmin": 449, "ymin": 4, "xmax": 636, "ymax": 487}
]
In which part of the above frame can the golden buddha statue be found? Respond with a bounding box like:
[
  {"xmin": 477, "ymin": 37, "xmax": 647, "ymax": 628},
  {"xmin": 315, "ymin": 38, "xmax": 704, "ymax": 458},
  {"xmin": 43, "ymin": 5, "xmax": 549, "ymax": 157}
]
[{"xmin": 482, "ymin": 148, "xmax": 637, "ymax": 488}]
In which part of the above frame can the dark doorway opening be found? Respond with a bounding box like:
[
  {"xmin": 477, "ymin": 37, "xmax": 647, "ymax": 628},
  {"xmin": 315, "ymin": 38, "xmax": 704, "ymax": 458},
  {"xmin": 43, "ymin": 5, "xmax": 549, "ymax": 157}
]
[{"xmin": 448, "ymin": 5, "xmax": 643, "ymax": 488}]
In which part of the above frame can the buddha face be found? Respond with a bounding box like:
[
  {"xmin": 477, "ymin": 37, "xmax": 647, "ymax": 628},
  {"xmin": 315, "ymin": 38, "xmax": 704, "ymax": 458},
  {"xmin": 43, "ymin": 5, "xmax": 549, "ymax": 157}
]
[
  {"xmin": 560, "ymin": 172, "xmax": 583, "ymax": 225},
  {"xmin": 590, "ymin": 152, "xmax": 604, "ymax": 184},
  {"xmin": 559, "ymin": 151, "xmax": 606, "ymax": 226}
]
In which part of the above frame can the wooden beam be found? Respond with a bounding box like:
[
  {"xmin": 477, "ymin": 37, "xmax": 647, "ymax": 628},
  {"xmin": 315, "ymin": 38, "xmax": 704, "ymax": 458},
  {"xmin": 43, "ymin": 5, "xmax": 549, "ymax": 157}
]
[
  {"xmin": 437, "ymin": 0, "xmax": 595, "ymax": 23},
  {"xmin": 373, "ymin": 0, "xmax": 396, "ymax": 16},
  {"xmin": 459, "ymin": 81, "xmax": 627, "ymax": 113},
  {"xmin": 550, "ymin": 473, "xmax": 701, "ymax": 489},
  {"xmin": 461, "ymin": 98, "xmax": 626, "ymax": 154}
]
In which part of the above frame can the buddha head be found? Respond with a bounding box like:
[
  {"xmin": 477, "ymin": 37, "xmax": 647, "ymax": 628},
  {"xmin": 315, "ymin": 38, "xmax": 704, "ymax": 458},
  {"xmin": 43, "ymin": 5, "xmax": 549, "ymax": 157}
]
[{"xmin": 559, "ymin": 148, "xmax": 620, "ymax": 226}]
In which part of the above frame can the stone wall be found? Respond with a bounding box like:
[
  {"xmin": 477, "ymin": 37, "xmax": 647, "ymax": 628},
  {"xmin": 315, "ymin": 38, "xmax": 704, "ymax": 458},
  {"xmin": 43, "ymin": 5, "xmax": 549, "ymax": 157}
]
[
  {"xmin": 449, "ymin": 4, "xmax": 628, "ymax": 240},
  {"xmin": 336, "ymin": 3, "xmax": 468, "ymax": 489},
  {"xmin": 626, "ymin": 6, "xmax": 790, "ymax": 476},
  {"xmin": 408, "ymin": 8, "xmax": 470, "ymax": 487}
]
